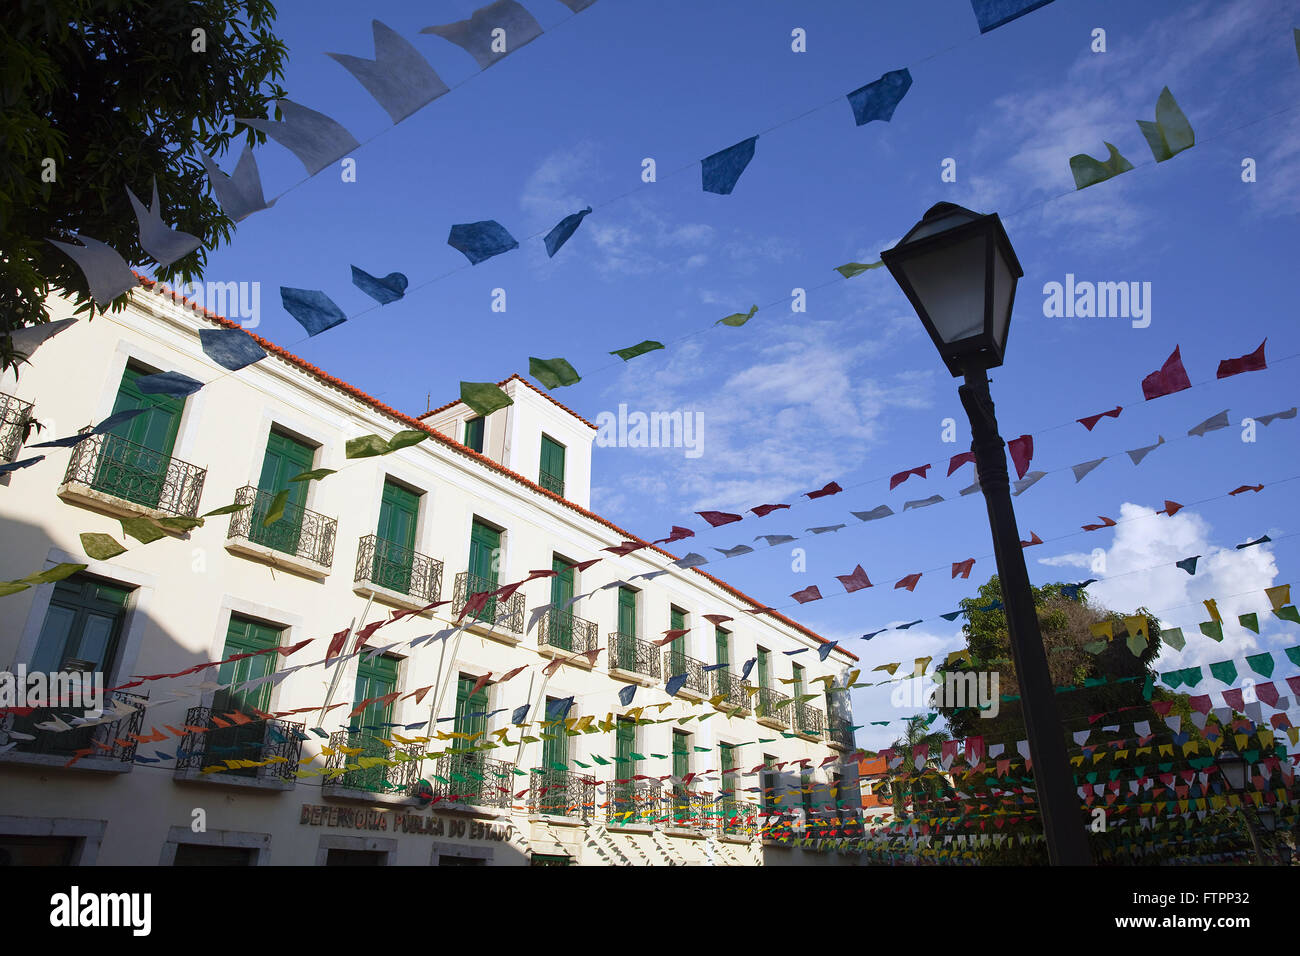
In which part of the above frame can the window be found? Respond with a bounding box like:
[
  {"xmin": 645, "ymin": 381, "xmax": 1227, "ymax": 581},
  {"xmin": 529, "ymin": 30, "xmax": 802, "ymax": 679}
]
[
  {"xmin": 466, "ymin": 519, "xmax": 501, "ymax": 622},
  {"xmin": 617, "ymin": 586, "xmax": 637, "ymax": 637},
  {"xmin": 548, "ymin": 555, "xmax": 576, "ymax": 649},
  {"xmin": 205, "ymin": 615, "xmax": 283, "ymax": 776},
  {"xmin": 173, "ymin": 844, "xmax": 256, "ymax": 866},
  {"xmin": 325, "ymin": 848, "xmax": 385, "ymax": 866},
  {"xmin": 757, "ymin": 647, "xmax": 770, "ymax": 688},
  {"xmin": 250, "ymin": 430, "xmax": 314, "ymax": 555},
  {"xmin": 454, "ymin": 673, "xmax": 489, "ymax": 741},
  {"xmin": 347, "ymin": 654, "xmax": 400, "ymax": 792},
  {"xmin": 539, "ymin": 435, "xmax": 565, "ymax": 497},
  {"xmin": 0, "ymin": 836, "xmax": 80, "ymax": 866},
  {"xmin": 373, "ymin": 480, "xmax": 420, "ymax": 594},
  {"xmin": 719, "ymin": 742, "xmax": 738, "ymax": 824},
  {"xmin": 615, "ymin": 717, "xmax": 635, "ymax": 774},
  {"xmin": 668, "ymin": 606, "xmax": 687, "ymax": 671},
  {"xmin": 530, "ymin": 854, "xmax": 571, "ymax": 866},
  {"xmin": 671, "ymin": 730, "xmax": 690, "ymax": 789},
  {"xmin": 463, "ymin": 416, "xmax": 485, "ymax": 454},
  {"xmin": 439, "ymin": 856, "xmax": 487, "ymax": 866},
  {"xmin": 714, "ymin": 627, "xmax": 730, "ymax": 681},
  {"xmin": 761, "ymin": 754, "xmax": 777, "ymax": 813},
  {"xmin": 29, "ymin": 574, "xmax": 129, "ymax": 678},
  {"xmin": 792, "ymin": 662, "xmax": 805, "ymax": 697},
  {"xmin": 800, "ymin": 770, "xmax": 814, "ymax": 820},
  {"xmin": 611, "ymin": 586, "xmax": 638, "ymax": 671},
  {"xmin": 91, "ymin": 363, "xmax": 185, "ymax": 508}
]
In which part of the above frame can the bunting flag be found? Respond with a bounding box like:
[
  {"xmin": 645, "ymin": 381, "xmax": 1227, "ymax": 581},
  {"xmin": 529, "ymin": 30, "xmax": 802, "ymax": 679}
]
[
  {"xmin": 845, "ymin": 68, "xmax": 912, "ymax": 125},
  {"xmin": 654, "ymin": 526, "xmax": 693, "ymax": 544},
  {"xmin": 897, "ymin": 620, "xmax": 923, "ymax": 630},
  {"xmin": 852, "ymin": 505, "xmax": 893, "ymax": 522},
  {"xmin": 806, "ymin": 524, "xmax": 846, "ymax": 534},
  {"xmin": 529, "ymin": 357, "xmax": 581, "ymax": 389},
  {"xmin": 1217, "ymin": 340, "xmax": 1267, "ymax": 379},
  {"xmin": 1142, "ymin": 346, "xmax": 1191, "ymax": 400},
  {"xmin": 1126, "ymin": 436, "xmax": 1166, "ymax": 466},
  {"xmin": 1236, "ymin": 535, "xmax": 1271, "ymax": 549},
  {"xmin": 890, "ymin": 464, "xmax": 930, "ymax": 490},
  {"xmin": 697, "ymin": 510, "xmax": 742, "ymax": 528},
  {"xmin": 1265, "ymin": 585, "xmax": 1291, "ymax": 610},
  {"xmin": 1176, "ymin": 556, "xmax": 1199, "ymax": 576},
  {"xmin": 1238, "ymin": 613, "xmax": 1259, "ymax": 634},
  {"xmin": 327, "ymin": 20, "xmax": 449, "ymax": 123},
  {"xmin": 970, "ymin": 0, "xmax": 1055, "ymax": 33},
  {"xmin": 1081, "ymin": 516, "xmax": 1116, "ymax": 532},
  {"xmin": 235, "ymin": 100, "xmax": 359, "ymax": 177},
  {"xmin": 1160, "ymin": 627, "xmax": 1185, "ymax": 651},
  {"xmin": 952, "ymin": 558, "xmax": 975, "ymax": 579},
  {"xmin": 1161, "ymin": 500, "xmax": 1183, "ymax": 516},
  {"xmin": 198, "ymin": 328, "xmax": 267, "ymax": 371},
  {"xmin": 804, "ymin": 481, "xmax": 843, "ymax": 499},
  {"xmin": 1020, "ymin": 532, "xmax": 1043, "ymax": 548},
  {"xmin": 448, "ymin": 221, "xmax": 519, "ymax": 264},
  {"xmin": 47, "ymin": 235, "xmax": 137, "ymax": 308},
  {"xmin": 1072, "ymin": 458, "xmax": 1107, "ymax": 482},
  {"xmin": 281, "ymin": 287, "xmax": 347, "ymax": 336},
  {"xmin": 421, "ymin": 1, "xmax": 543, "ymax": 70},
  {"xmin": 1199, "ymin": 621, "xmax": 1224, "ymax": 643},
  {"xmin": 1007, "ymin": 434, "xmax": 1033, "ymax": 479},
  {"xmin": 1229, "ymin": 484, "xmax": 1264, "ymax": 496},
  {"xmin": 1137, "ymin": 87, "xmax": 1195, "ymax": 163},
  {"xmin": 1069, "ymin": 142, "xmax": 1134, "ymax": 190},
  {"xmin": 80, "ymin": 533, "xmax": 126, "ymax": 560},
  {"xmin": 1012, "ymin": 472, "xmax": 1045, "ymax": 496},
  {"xmin": 835, "ymin": 261, "xmax": 884, "ymax": 278},
  {"xmin": 199, "ymin": 146, "xmax": 274, "ymax": 222},
  {"xmin": 136, "ymin": 371, "xmax": 203, "ymax": 398},
  {"xmin": 790, "ymin": 585, "xmax": 823, "ymax": 604},
  {"xmin": 1187, "ymin": 410, "xmax": 1230, "ymax": 437},
  {"xmin": 1078, "ymin": 406, "xmax": 1122, "ymax": 431},
  {"xmin": 904, "ymin": 495, "xmax": 943, "ymax": 510},
  {"xmin": 1255, "ymin": 406, "xmax": 1296, "ymax": 425},
  {"xmin": 351, "ymin": 266, "xmax": 408, "ymax": 305},
  {"xmin": 755, "ymin": 534, "xmax": 796, "ymax": 546},
  {"xmin": 947, "ymin": 451, "xmax": 975, "ymax": 476},
  {"xmin": 751, "ymin": 503, "xmax": 789, "ymax": 517},
  {"xmin": 835, "ymin": 565, "xmax": 872, "ymax": 593},
  {"xmin": 716, "ymin": 304, "xmax": 758, "ymax": 328},
  {"xmin": 895, "ymin": 573, "xmax": 921, "ymax": 592},
  {"xmin": 544, "ymin": 207, "xmax": 593, "ymax": 257},
  {"xmin": 714, "ymin": 544, "xmax": 753, "ymax": 558},
  {"xmin": 610, "ymin": 340, "xmax": 664, "ymax": 362},
  {"xmin": 125, "ymin": 179, "xmax": 202, "ymax": 268},
  {"xmin": 460, "ymin": 381, "xmax": 512, "ymax": 417},
  {"xmin": 702, "ymin": 137, "xmax": 758, "ymax": 195}
]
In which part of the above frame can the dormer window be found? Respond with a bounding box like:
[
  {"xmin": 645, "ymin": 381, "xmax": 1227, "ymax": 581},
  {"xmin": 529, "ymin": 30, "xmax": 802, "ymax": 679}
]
[
  {"xmin": 540, "ymin": 434, "xmax": 565, "ymax": 497},
  {"xmin": 464, "ymin": 416, "xmax": 485, "ymax": 454}
]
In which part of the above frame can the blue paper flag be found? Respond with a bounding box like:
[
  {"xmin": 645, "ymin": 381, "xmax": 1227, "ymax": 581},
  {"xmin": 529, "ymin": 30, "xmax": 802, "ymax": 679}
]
[
  {"xmin": 448, "ymin": 220, "xmax": 519, "ymax": 264},
  {"xmin": 281, "ymin": 287, "xmax": 347, "ymax": 336},
  {"xmin": 545, "ymin": 696, "xmax": 574, "ymax": 721},
  {"xmin": 93, "ymin": 408, "xmax": 148, "ymax": 434},
  {"xmin": 31, "ymin": 433, "xmax": 91, "ymax": 449},
  {"xmin": 1176, "ymin": 556, "xmax": 1199, "ymax": 576},
  {"xmin": 351, "ymin": 265, "xmax": 409, "ymax": 304},
  {"xmin": 544, "ymin": 206, "xmax": 592, "ymax": 257},
  {"xmin": 199, "ymin": 328, "xmax": 267, "ymax": 371},
  {"xmin": 702, "ymin": 136, "xmax": 758, "ymax": 195},
  {"xmin": 327, "ymin": 20, "xmax": 449, "ymax": 124},
  {"xmin": 940, "ymin": 610, "xmax": 963, "ymax": 622},
  {"xmin": 970, "ymin": 0, "xmax": 1055, "ymax": 34},
  {"xmin": 896, "ymin": 619, "xmax": 924, "ymax": 630},
  {"xmin": 817, "ymin": 641, "xmax": 837, "ymax": 661},
  {"xmin": 0, "ymin": 456, "xmax": 44, "ymax": 475},
  {"xmin": 846, "ymin": 68, "xmax": 913, "ymax": 126},
  {"xmin": 783, "ymin": 648, "xmax": 809, "ymax": 656},
  {"xmin": 703, "ymin": 662, "xmax": 726, "ymax": 672},
  {"xmin": 740, "ymin": 657, "xmax": 756, "ymax": 681},
  {"xmin": 861, "ymin": 629, "xmax": 885, "ymax": 640},
  {"xmin": 618, "ymin": 684, "xmax": 637, "ymax": 706},
  {"xmin": 136, "ymin": 371, "xmax": 203, "ymax": 398},
  {"xmin": 666, "ymin": 673, "xmax": 688, "ymax": 696}
]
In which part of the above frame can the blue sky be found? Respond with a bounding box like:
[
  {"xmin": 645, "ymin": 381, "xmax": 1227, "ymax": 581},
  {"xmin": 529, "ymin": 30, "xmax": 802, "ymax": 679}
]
[{"xmin": 192, "ymin": 0, "xmax": 1300, "ymax": 749}]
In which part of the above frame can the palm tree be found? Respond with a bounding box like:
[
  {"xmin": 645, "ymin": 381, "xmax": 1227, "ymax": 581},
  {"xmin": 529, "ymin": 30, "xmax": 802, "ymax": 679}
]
[{"xmin": 879, "ymin": 715, "xmax": 953, "ymax": 821}]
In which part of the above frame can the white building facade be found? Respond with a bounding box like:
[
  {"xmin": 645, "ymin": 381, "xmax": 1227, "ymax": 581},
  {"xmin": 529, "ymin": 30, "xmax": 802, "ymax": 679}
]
[{"xmin": 0, "ymin": 280, "xmax": 864, "ymax": 866}]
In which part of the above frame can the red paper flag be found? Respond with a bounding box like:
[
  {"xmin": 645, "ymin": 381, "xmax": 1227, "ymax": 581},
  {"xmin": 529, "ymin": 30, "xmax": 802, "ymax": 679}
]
[
  {"xmin": 703, "ymin": 613, "xmax": 733, "ymax": 626},
  {"xmin": 804, "ymin": 481, "xmax": 842, "ymax": 500},
  {"xmin": 894, "ymin": 572, "xmax": 921, "ymax": 591},
  {"xmin": 603, "ymin": 540, "xmax": 648, "ymax": 556},
  {"xmin": 1161, "ymin": 500, "xmax": 1183, "ymax": 516},
  {"xmin": 834, "ymin": 565, "xmax": 872, "ymax": 593},
  {"xmin": 1151, "ymin": 700, "xmax": 1173, "ymax": 716},
  {"xmin": 947, "ymin": 451, "xmax": 975, "ymax": 476},
  {"xmin": 1188, "ymin": 694, "xmax": 1212, "ymax": 714},
  {"xmin": 655, "ymin": 526, "xmax": 694, "ymax": 544},
  {"xmin": 743, "ymin": 606, "xmax": 776, "ymax": 615},
  {"xmin": 750, "ymin": 503, "xmax": 789, "ymax": 517},
  {"xmin": 1081, "ymin": 516, "xmax": 1116, "ymax": 531},
  {"xmin": 697, "ymin": 510, "xmax": 742, "ymax": 527},
  {"xmin": 573, "ymin": 558, "xmax": 602, "ymax": 571},
  {"xmin": 1216, "ymin": 339, "xmax": 1266, "ymax": 379},
  {"xmin": 1141, "ymin": 345, "xmax": 1192, "ymax": 400},
  {"xmin": 468, "ymin": 672, "xmax": 493, "ymax": 699},
  {"xmin": 1256, "ymin": 682, "xmax": 1279, "ymax": 707},
  {"xmin": 1222, "ymin": 688, "xmax": 1245, "ymax": 711},
  {"xmin": 1077, "ymin": 406, "xmax": 1122, "ymax": 431},
  {"xmin": 951, "ymin": 558, "xmax": 975, "ymax": 579},
  {"xmin": 526, "ymin": 568, "xmax": 558, "ymax": 580},
  {"xmin": 657, "ymin": 628, "xmax": 690, "ymax": 645},
  {"xmin": 889, "ymin": 464, "xmax": 931, "ymax": 490},
  {"xmin": 1020, "ymin": 532, "xmax": 1043, "ymax": 548},
  {"xmin": 1228, "ymin": 484, "xmax": 1263, "ymax": 496},
  {"xmin": 1008, "ymin": 435, "xmax": 1033, "ymax": 480},
  {"xmin": 791, "ymin": 585, "xmax": 823, "ymax": 604},
  {"xmin": 326, "ymin": 627, "xmax": 351, "ymax": 659}
]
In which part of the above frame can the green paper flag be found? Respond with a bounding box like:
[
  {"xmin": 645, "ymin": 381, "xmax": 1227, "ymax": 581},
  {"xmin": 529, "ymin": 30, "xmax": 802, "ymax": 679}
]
[
  {"xmin": 835, "ymin": 261, "xmax": 884, "ymax": 279},
  {"xmin": 1244, "ymin": 652, "xmax": 1274, "ymax": 678},
  {"xmin": 529, "ymin": 357, "xmax": 581, "ymax": 389},
  {"xmin": 21, "ymin": 562, "xmax": 88, "ymax": 585},
  {"xmin": 262, "ymin": 489, "xmax": 289, "ymax": 526},
  {"xmin": 156, "ymin": 516, "xmax": 204, "ymax": 532},
  {"xmin": 1069, "ymin": 142, "xmax": 1134, "ymax": 190},
  {"xmin": 1126, "ymin": 633, "xmax": 1147, "ymax": 657},
  {"xmin": 609, "ymin": 340, "xmax": 664, "ymax": 362},
  {"xmin": 346, "ymin": 434, "xmax": 390, "ymax": 459},
  {"xmin": 1275, "ymin": 605, "xmax": 1300, "ymax": 624},
  {"xmin": 460, "ymin": 381, "xmax": 513, "ymax": 417},
  {"xmin": 1082, "ymin": 640, "xmax": 1107, "ymax": 655},
  {"xmin": 716, "ymin": 305, "xmax": 759, "ymax": 328},
  {"xmin": 120, "ymin": 516, "xmax": 165, "ymax": 544},
  {"xmin": 1162, "ymin": 670, "xmax": 1183, "ymax": 689},
  {"xmin": 386, "ymin": 430, "xmax": 428, "ymax": 452},
  {"xmin": 1136, "ymin": 87, "xmax": 1194, "ymax": 162},
  {"xmin": 202, "ymin": 501, "xmax": 252, "ymax": 517},
  {"xmin": 81, "ymin": 532, "xmax": 126, "ymax": 560},
  {"xmin": 289, "ymin": 468, "xmax": 336, "ymax": 483},
  {"xmin": 1180, "ymin": 666, "xmax": 1202, "ymax": 688},
  {"xmin": 1208, "ymin": 660, "xmax": 1236, "ymax": 685},
  {"xmin": 1238, "ymin": 612, "xmax": 1259, "ymax": 634},
  {"xmin": 1159, "ymin": 627, "xmax": 1185, "ymax": 650},
  {"xmin": 1199, "ymin": 621, "xmax": 1223, "ymax": 642},
  {"xmin": 1285, "ymin": 647, "xmax": 1300, "ymax": 668},
  {"xmin": 0, "ymin": 582, "xmax": 30, "ymax": 597}
]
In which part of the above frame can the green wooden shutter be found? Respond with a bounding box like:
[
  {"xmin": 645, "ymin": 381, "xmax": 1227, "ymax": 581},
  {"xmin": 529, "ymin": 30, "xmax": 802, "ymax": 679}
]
[
  {"xmin": 714, "ymin": 627, "xmax": 730, "ymax": 681},
  {"xmin": 757, "ymin": 648, "xmax": 770, "ymax": 687},
  {"xmin": 542, "ymin": 698, "xmax": 568, "ymax": 770},
  {"xmin": 617, "ymin": 587, "xmax": 636, "ymax": 636},
  {"xmin": 672, "ymin": 731, "xmax": 689, "ymax": 779},
  {"xmin": 463, "ymin": 416, "xmax": 485, "ymax": 453},
  {"xmin": 669, "ymin": 606, "xmax": 686, "ymax": 670},
  {"xmin": 214, "ymin": 615, "xmax": 281, "ymax": 715},
  {"xmin": 251, "ymin": 430, "xmax": 314, "ymax": 553},
  {"xmin": 467, "ymin": 520, "xmax": 501, "ymax": 622},
  {"xmin": 540, "ymin": 435, "xmax": 565, "ymax": 495},
  {"xmin": 374, "ymin": 481, "xmax": 420, "ymax": 593},
  {"xmin": 792, "ymin": 662, "xmax": 805, "ymax": 697},
  {"xmin": 719, "ymin": 742, "xmax": 737, "ymax": 828},
  {"xmin": 351, "ymin": 654, "xmax": 399, "ymax": 734},
  {"xmin": 29, "ymin": 576, "xmax": 129, "ymax": 677},
  {"xmin": 549, "ymin": 556, "xmax": 575, "ymax": 649},
  {"xmin": 94, "ymin": 366, "xmax": 185, "ymax": 507}
]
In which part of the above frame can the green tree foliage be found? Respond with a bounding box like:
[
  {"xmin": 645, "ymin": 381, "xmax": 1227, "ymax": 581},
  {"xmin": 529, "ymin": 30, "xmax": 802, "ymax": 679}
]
[{"xmin": 0, "ymin": 0, "xmax": 290, "ymax": 371}]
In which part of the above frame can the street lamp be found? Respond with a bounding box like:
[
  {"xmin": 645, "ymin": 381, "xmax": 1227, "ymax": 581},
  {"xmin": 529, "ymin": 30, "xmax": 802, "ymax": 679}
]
[
  {"xmin": 881, "ymin": 202, "xmax": 1093, "ymax": 866},
  {"xmin": 1218, "ymin": 747, "xmax": 1282, "ymax": 864}
]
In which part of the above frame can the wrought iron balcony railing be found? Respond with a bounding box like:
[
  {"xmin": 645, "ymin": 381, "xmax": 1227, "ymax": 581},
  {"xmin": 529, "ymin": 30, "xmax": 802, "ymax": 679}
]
[
  {"xmin": 0, "ymin": 690, "xmax": 147, "ymax": 762},
  {"xmin": 712, "ymin": 671, "xmax": 751, "ymax": 711},
  {"xmin": 716, "ymin": 796, "xmax": 759, "ymax": 839},
  {"xmin": 606, "ymin": 632, "xmax": 660, "ymax": 680},
  {"xmin": 228, "ymin": 485, "xmax": 337, "ymax": 568},
  {"xmin": 63, "ymin": 431, "xmax": 206, "ymax": 517},
  {"xmin": 539, "ymin": 469, "xmax": 565, "ymax": 498},
  {"xmin": 794, "ymin": 702, "xmax": 826, "ymax": 739},
  {"xmin": 661, "ymin": 651, "xmax": 708, "ymax": 696},
  {"xmin": 323, "ymin": 730, "xmax": 424, "ymax": 795},
  {"xmin": 663, "ymin": 788, "xmax": 711, "ymax": 829},
  {"xmin": 607, "ymin": 778, "xmax": 663, "ymax": 827},
  {"xmin": 827, "ymin": 724, "xmax": 856, "ymax": 750},
  {"xmin": 355, "ymin": 534, "xmax": 442, "ymax": 602},
  {"xmin": 433, "ymin": 752, "xmax": 516, "ymax": 809},
  {"xmin": 452, "ymin": 571, "xmax": 525, "ymax": 634},
  {"xmin": 0, "ymin": 391, "xmax": 34, "ymax": 464},
  {"xmin": 175, "ymin": 706, "xmax": 305, "ymax": 780},
  {"xmin": 528, "ymin": 767, "xmax": 596, "ymax": 819},
  {"xmin": 756, "ymin": 686, "xmax": 793, "ymax": 726},
  {"xmin": 538, "ymin": 608, "xmax": 598, "ymax": 655}
]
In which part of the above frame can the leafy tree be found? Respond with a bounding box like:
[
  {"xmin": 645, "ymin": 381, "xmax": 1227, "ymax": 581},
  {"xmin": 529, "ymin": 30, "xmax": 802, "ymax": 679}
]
[{"xmin": 1, "ymin": 0, "xmax": 290, "ymax": 371}]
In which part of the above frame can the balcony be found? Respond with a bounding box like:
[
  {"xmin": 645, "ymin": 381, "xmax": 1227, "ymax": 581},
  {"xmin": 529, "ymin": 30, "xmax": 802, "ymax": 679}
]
[
  {"xmin": 322, "ymin": 730, "xmax": 425, "ymax": 798},
  {"xmin": 175, "ymin": 706, "xmax": 305, "ymax": 785},
  {"xmin": 0, "ymin": 391, "xmax": 34, "ymax": 464},
  {"xmin": 60, "ymin": 431, "xmax": 206, "ymax": 519},
  {"xmin": 755, "ymin": 686, "xmax": 793, "ymax": 729},
  {"xmin": 712, "ymin": 671, "xmax": 751, "ymax": 713},
  {"xmin": 607, "ymin": 632, "xmax": 660, "ymax": 684},
  {"xmin": 663, "ymin": 788, "xmax": 711, "ymax": 831},
  {"xmin": 826, "ymin": 724, "xmax": 856, "ymax": 751},
  {"xmin": 794, "ymin": 702, "xmax": 826, "ymax": 740},
  {"xmin": 452, "ymin": 571, "xmax": 525, "ymax": 636},
  {"xmin": 431, "ymin": 752, "xmax": 516, "ymax": 810},
  {"xmin": 225, "ymin": 485, "xmax": 337, "ymax": 578},
  {"xmin": 539, "ymin": 469, "xmax": 565, "ymax": 498},
  {"xmin": 716, "ymin": 796, "xmax": 759, "ymax": 840},
  {"xmin": 354, "ymin": 534, "xmax": 443, "ymax": 608},
  {"xmin": 528, "ymin": 768, "xmax": 595, "ymax": 820},
  {"xmin": 661, "ymin": 651, "xmax": 708, "ymax": 698},
  {"xmin": 607, "ymin": 778, "xmax": 663, "ymax": 828},
  {"xmin": 538, "ymin": 608, "xmax": 598, "ymax": 657},
  {"xmin": 0, "ymin": 690, "xmax": 148, "ymax": 769}
]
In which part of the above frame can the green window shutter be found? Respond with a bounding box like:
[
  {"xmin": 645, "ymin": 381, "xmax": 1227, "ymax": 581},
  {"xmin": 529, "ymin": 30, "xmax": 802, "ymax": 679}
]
[
  {"xmin": 468, "ymin": 520, "xmax": 500, "ymax": 585},
  {"xmin": 615, "ymin": 718, "xmax": 635, "ymax": 771},
  {"xmin": 252, "ymin": 430, "xmax": 314, "ymax": 552},
  {"xmin": 672, "ymin": 731, "xmax": 689, "ymax": 779},
  {"xmin": 214, "ymin": 615, "xmax": 281, "ymax": 714},
  {"xmin": 669, "ymin": 606, "xmax": 686, "ymax": 664},
  {"xmin": 351, "ymin": 654, "xmax": 399, "ymax": 734},
  {"xmin": 111, "ymin": 366, "xmax": 183, "ymax": 457},
  {"xmin": 374, "ymin": 481, "xmax": 420, "ymax": 593},
  {"xmin": 455, "ymin": 674, "xmax": 489, "ymax": 740},
  {"xmin": 29, "ymin": 576, "xmax": 129, "ymax": 678},
  {"xmin": 714, "ymin": 627, "xmax": 730, "ymax": 679},
  {"xmin": 542, "ymin": 697, "xmax": 568, "ymax": 770},
  {"xmin": 792, "ymin": 662, "xmax": 805, "ymax": 697},
  {"xmin": 463, "ymin": 416, "xmax": 485, "ymax": 453},
  {"xmin": 549, "ymin": 557, "xmax": 575, "ymax": 649},
  {"xmin": 94, "ymin": 366, "xmax": 185, "ymax": 508},
  {"xmin": 617, "ymin": 587, "xmax": 637, "ymax": 636},
  {"xmin": 540, "ymin": 435, "xmax": 565, "ymax": 495},
  {"xmin": 801, "ymin": 770, "xmax": 813, "ymax": 815},
  {"xmin": 757, "ymin": 648, "xmax": 770, "ymax": 688}
]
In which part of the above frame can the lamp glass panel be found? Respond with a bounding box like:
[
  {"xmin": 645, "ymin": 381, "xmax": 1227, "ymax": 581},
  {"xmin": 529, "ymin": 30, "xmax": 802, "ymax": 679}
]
[
  {"xmin": 990, "ymin": 246, "xmax": 1015, "ymax": 352},
  {"xmin": 898, "ymin": 233, "xmax": 988, "ymax": 343}
]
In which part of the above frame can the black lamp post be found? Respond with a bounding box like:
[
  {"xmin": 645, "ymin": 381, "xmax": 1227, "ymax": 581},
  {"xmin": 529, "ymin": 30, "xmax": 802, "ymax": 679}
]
[
  {"xmin": 881, "ymin": 202, "xmax": 1093, "ymax": 866},
  {"xmin": 1218, "ymin": 748, "xmax": 1271, "ymax": 864}
]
